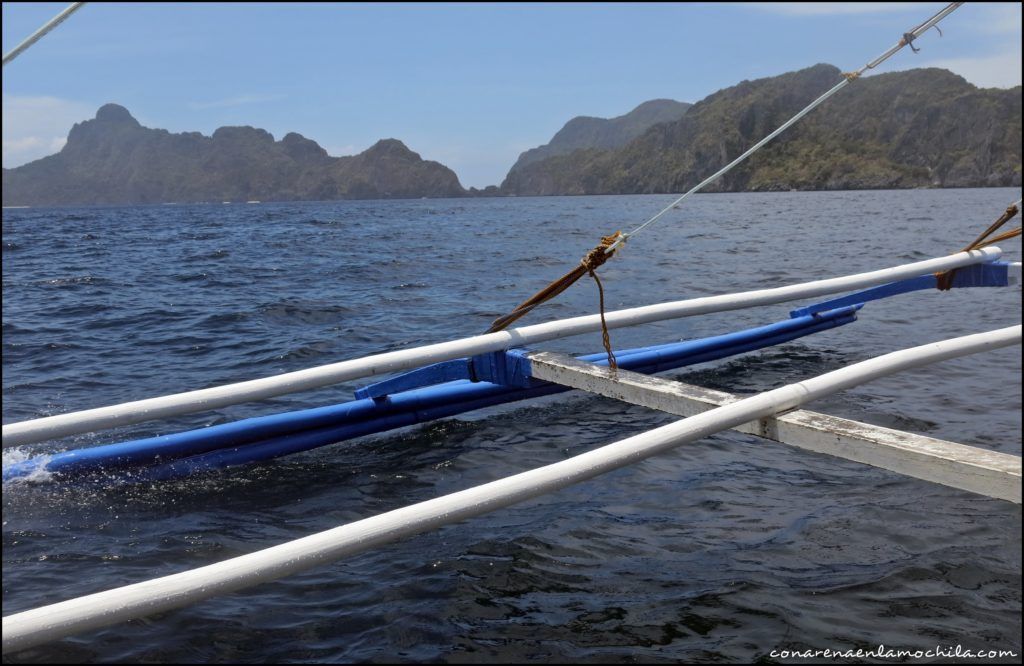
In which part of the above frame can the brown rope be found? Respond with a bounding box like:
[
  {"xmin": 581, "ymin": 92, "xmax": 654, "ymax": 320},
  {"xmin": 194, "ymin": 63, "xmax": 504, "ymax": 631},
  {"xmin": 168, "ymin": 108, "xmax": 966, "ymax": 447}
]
[
  {"xmin": 486, "ymin": 231, "xmax": 624, "ymax": 369},
  {"xmin": 486, "ymin": 231, "xmax": 622, "ymax": 333},
  {"xmin": 586, "ymin": 265, "xmax": 617, "ymax": 372},
  {"xmin": 935, "ymin": 203, "xmax": 1020, "ymax": 290},
  {"xmin": 974, "ymin": 226, "xmax": 1022, "ymax": 249}
]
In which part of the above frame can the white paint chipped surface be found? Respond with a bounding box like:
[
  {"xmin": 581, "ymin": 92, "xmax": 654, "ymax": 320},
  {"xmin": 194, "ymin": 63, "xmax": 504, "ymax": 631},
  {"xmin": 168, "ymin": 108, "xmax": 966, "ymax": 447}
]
[{"xmin": 528, "ymin": 351, "xmax": 1022, "ymax": 504}]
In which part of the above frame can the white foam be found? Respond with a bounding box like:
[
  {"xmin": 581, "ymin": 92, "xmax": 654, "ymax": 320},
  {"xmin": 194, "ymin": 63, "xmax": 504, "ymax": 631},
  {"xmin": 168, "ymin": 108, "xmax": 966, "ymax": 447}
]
[{"xmin": 2, "ymin": 447, "xmax": 54, "ymax": 484}]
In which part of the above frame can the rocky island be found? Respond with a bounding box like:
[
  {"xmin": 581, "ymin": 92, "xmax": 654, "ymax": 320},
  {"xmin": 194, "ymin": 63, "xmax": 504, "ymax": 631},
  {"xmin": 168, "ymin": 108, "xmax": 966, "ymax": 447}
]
[
  {"xmin": 2, "ymin": 104, "xmax": 464, "ymax": 206},
  {"xmin": 3, "ymin": 64, "xmax": 1019, "ymax": 207},
  {"xmin": 501, "ymin": 64, "xmax": 1021, "ymax": 195}
]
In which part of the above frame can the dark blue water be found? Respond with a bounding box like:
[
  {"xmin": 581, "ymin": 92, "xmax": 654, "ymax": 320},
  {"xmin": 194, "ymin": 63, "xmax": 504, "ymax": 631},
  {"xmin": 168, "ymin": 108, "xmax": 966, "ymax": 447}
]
[{"xmin": 3, "ymin": 190, "xmax": 1021, "ymax": 663}]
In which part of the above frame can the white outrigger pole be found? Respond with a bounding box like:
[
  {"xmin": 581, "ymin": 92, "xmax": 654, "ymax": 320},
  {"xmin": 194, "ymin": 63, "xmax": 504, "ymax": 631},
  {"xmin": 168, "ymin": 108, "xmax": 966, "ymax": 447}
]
[
  {"xmin": 3, "ymin": 324, "xmax": 1020, "ymax": 654},
  {"xmin": 1, "ymin": 247, "xmax": 1007, "ymax": 447}
]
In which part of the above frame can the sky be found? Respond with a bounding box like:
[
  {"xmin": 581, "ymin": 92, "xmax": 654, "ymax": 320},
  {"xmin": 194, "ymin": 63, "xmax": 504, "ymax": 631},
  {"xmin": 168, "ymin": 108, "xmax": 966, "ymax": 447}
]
[{"xmin": 2, "ymin": 2, "xmax": 1021, "ymax": 188}]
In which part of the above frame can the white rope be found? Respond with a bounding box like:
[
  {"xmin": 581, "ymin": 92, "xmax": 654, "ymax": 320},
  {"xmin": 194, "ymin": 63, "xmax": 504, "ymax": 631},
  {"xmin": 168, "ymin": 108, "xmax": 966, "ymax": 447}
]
[
  {"xmin": 2, "ymin": 3, "xmax": 86, "ymax": 67},
  {"xmin": 2, "ymin": 324, "xmax": 1019, "ymax": 654},
  {"xmin": 608, "ymin": 1, "xmax": 964, "ymax": 252},
  {"xmin": 617, "ymin": 79, "xmax": 850, "ymax": 244}
]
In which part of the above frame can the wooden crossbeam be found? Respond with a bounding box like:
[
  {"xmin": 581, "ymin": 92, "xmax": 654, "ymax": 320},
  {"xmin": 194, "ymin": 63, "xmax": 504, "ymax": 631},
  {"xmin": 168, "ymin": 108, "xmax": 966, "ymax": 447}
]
[{"xmin": 527, "ymin": 352, "xmax": 1022, "ymax": 503}]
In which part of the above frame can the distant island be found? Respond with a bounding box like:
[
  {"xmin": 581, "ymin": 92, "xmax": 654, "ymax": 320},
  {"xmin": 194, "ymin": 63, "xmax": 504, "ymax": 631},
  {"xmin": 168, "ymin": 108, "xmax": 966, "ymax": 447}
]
[
  {"xmin": 3, "ymin": 64, "xmax": 1020, "ymax": 207},
  {"xmin": 507, "ymin": 99, "xmax": 692, "ymax": 175},
  {"xmin": 503, "ymin": 64, "xmax": 1021, "ymax": 195},
  {"xmin": 2, "ymin": 104, "xmax": 465, "ymax": 206}
]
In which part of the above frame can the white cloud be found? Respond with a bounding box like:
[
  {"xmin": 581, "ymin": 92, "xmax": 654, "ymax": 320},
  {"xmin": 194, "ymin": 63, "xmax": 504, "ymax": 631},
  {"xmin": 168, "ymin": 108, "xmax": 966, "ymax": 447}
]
[
  {"xmin": 187, "ymin": 93, "xmax": 285, "ymax": 110},
  {"xmin": 740, "ymin": 2, "xmax": 925, "ymax": 16},
  {"xmin": 853, "ymin": 3, "xmax": 1022, "ymax": 88},
  {"xmin": 901, "ymin": 52, "xmax": 1023, "ymax": 89},
  {"xmin": 2, "ymin": 96, "xmax": 93, "ymax": 168}
]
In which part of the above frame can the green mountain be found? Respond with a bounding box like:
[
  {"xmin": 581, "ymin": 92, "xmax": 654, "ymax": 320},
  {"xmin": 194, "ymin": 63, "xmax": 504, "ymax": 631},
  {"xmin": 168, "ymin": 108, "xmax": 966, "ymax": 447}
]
[
  {"xmin": 1, "ymin": 104, "xmax": 465, "ymax": 206},
  {"xmin": 501, "ymin": 64, "xmax": 1022, "ymax": 195},
  {"xmin": 5, "ymin": 66, "xmax": 1019, "ymax": 207},
  {"xmin": 506, "ymin": 99, "xmax": 692, "ymax": 175}
]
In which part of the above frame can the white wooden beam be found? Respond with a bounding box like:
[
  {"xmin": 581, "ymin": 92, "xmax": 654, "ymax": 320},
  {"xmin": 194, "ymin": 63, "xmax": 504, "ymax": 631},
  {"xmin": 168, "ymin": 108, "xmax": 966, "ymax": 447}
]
[{"xmin": 527, "ymin": 351, "xmax": 1022, "ymax": 504}]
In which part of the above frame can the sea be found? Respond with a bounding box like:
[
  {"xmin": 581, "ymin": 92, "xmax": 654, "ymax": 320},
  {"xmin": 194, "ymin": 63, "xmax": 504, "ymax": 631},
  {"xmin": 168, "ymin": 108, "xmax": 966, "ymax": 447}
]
[{"xmin": 3, "ymin": 189, "xmax": 1021, "ymax": 663}]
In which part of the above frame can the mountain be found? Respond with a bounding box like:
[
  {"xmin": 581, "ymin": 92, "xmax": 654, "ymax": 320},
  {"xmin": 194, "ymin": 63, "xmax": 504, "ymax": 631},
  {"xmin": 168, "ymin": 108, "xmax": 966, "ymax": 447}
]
[
  {"xmin": 1, "ymin": 104, "xmax": 465, "ymax": 206},
  {"xmin": 506, "ymin": 99, "xmax": 692, "ymax": 176},
  {"xmin": 6, "ymin": 65, "xmax": 1020, "ymax": 207},
  {"xmin": 501, "ymin": 64, "xmax": 1022, "ymax": 195}
]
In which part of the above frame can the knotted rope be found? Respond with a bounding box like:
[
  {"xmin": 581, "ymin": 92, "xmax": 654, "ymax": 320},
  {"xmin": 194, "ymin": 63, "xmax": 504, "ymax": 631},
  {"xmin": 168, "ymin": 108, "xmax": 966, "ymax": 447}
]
[
  {"xmin": 482, "ymin": 3, "xmax": 963, "ymax": 372},
  {"xmin": 487, "ymin": 232, "xmax": 624, "ymax": 369},
  {"xmin": 935, "ymin": 200, "xmax": 1022, "ymax": 290},
  {"xmin": 581, "ymin": 240, "xmax": 619, "ymax": 371}
]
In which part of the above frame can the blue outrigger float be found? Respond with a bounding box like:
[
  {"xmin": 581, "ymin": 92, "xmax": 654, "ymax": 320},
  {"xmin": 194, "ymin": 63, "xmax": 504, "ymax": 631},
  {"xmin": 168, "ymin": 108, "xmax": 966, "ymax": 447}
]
[{"xmin": 3, "ymin": 260, "xmax": 1014, "ymax": 483}]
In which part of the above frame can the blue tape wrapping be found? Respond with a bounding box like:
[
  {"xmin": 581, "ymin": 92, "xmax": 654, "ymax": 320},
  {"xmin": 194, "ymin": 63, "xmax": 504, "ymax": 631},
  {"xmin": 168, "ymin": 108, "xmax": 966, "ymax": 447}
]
[{"xmin": 790, "ymin": 261, "xmax": 1009, "ymax": 318}]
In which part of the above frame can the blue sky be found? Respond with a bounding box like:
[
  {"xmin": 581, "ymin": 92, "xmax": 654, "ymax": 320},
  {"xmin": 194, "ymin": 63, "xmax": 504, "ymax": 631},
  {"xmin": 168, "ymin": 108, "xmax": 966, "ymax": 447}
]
[{"xmin": 3, "ymin": 2, "xmax": 1021, "ymax": 187}]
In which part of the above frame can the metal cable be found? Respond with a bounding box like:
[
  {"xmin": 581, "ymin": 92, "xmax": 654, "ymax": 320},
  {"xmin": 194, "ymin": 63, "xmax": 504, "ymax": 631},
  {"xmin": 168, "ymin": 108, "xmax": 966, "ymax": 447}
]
[
  {"xmin": 2, "ymin": 3, "xmax": 86, "ymax": 67},
  {"xmin": 609, "ymin": 2, "xmax": 965, "ymax": 253}
]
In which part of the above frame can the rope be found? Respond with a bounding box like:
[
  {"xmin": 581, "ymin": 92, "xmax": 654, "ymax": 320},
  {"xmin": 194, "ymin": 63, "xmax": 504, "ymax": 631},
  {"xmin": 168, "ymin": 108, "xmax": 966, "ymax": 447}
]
[
  {"xmin": 584, "ymin": 252, "xmax": 618, "ymax": 372},
  {"xmin": 486, "ymin": 232, "xmax": 623, "ymax": 335},
  {"xmin": 605, "ymin": 2, "xmax": 963, "ymax": 255},
  {"xmin": 2, "ymin": 3, "xmax": 86, "ymax": 67},
  {"xmin": 485, "ymin": 2, "xmax": 964, "ymax": 357},
  {"xmin": 486, "ymin": 233, "xmax": 623, "ymax": 369},
  {"xmin": 935, "ymin": 199, "xmax": 1022, "ymax": 290},
  {"xmin": 974, "ymin": 226, "xmax": 1023, "ymax": 249}
]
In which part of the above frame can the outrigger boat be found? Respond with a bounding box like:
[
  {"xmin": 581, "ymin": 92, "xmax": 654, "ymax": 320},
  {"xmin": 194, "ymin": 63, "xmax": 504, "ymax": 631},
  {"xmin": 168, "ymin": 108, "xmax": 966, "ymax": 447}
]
[
  {"xmin": 2, "ymin": 0, "xmax": 1021, "ymax": 655},
  {"xmin": 3, "ymin": 243, "xmax": 1021, "ymax": 652},
  {"xmin": 2, "ymin": 249, "xmax": 1020, "ymax": 485}
]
